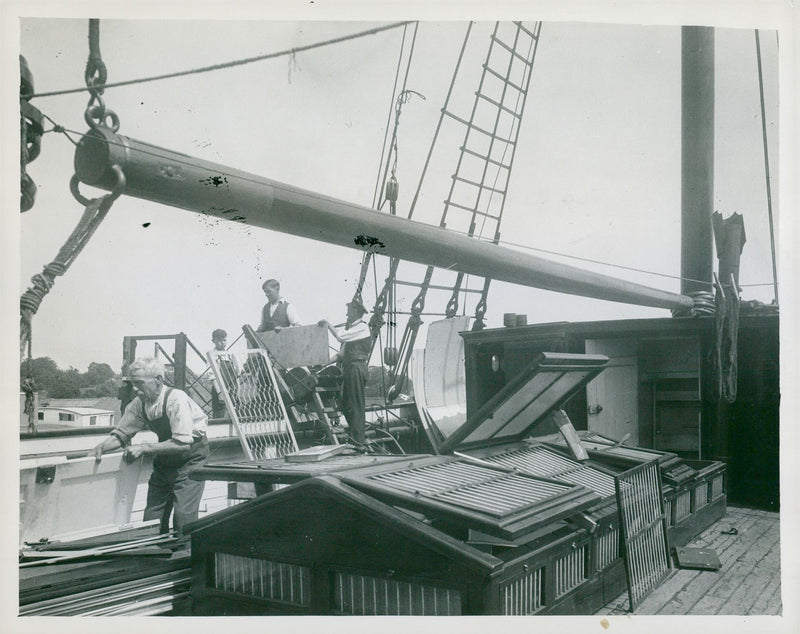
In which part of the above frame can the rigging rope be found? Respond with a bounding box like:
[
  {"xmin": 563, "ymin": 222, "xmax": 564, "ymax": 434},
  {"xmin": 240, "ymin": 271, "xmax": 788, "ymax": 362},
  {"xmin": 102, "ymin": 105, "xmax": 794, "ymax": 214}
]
[
  {"xmin": 754, "ymin": 29, "xmax": 778, "ymax": 305},
  {"xmin": 29, "ymin": 22, "xmax": 414, "ymax": 99},
  {"xmin": 371, "ymin": 23, "xmax": 413, "ymax": 209},
  {"xmin": 19, "ymin": 169, "xmax": 126, "ymax": 359},
  {"xmin": 20, "ymin": 18, "xmax": 127, "ymax": 359}
]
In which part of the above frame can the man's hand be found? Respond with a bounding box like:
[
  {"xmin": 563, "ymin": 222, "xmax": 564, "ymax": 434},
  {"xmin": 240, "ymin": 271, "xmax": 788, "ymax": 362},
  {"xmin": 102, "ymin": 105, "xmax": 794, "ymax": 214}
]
[
  {"xmin": 123, "ymin": 445, "xmax": 147, "ymax": 463},
  {"xmin": 92, "ymin": 443, "xmax": 104, "ymax": 462},
  {"xmin": 273, "ymin": 326, "xmax": 282, "ymax": 333}
]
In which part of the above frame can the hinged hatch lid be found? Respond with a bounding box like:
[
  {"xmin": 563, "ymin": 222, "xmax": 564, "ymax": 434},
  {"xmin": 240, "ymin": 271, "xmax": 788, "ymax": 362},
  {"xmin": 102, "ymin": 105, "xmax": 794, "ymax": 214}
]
[{"xmin": 438, "ymin": 352, "xmax": 609, "ymax": 454}]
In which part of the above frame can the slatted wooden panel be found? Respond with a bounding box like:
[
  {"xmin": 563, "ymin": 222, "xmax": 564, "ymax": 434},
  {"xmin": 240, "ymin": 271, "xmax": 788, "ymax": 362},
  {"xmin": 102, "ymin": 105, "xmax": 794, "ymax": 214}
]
[
  {"xmin": 332, "ymin": 571, "xmax": 462, "ymax": 615},
  {"xmin": 477, "ymin": 444, "xmax": 617, "ymax": 498},
  {"xmin": 213, "ymin": 553, "xmax": 311, "ymax": 607},
  {"xmin": 500, "ymin": 566, "xmax": 545, "ymax": 615},
  {"xmin": 342, "ymin": 456, "xmax": 600, "ymax": 540},
  {"xmin": 208, "ymin": 349, "xmax": 298, "ymax": 461},
  {"xmin": 615, "ymin": 460, "xmax": 670, "ymax": 611}
]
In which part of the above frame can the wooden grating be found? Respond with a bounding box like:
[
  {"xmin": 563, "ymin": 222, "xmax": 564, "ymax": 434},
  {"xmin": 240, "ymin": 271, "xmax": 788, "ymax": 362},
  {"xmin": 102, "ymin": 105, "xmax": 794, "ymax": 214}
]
[
  {"xmin": 614, "ymin": 460, "xmax": 671, "ymax": 611},
  {"xmin": 341, "ymin": 456, "xmax": 600, "ymax": 540},
  {"xmin": 207, "ymin": 348, "xmax": 298, "ymax": 461},
  {"xmin": 475, "ymin": 444, "xmax": 617, "ymax": 498},
  {"xmin": 332, "ymin": 571, "xmax": 462, "ymax": 616}
]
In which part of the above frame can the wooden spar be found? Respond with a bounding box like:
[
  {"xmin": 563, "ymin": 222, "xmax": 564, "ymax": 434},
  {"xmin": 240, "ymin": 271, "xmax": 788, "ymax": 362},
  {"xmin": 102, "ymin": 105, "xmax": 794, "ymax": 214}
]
[{"xmin": 74, "ymin": 127, "xmax": 694, "ymax": 311}]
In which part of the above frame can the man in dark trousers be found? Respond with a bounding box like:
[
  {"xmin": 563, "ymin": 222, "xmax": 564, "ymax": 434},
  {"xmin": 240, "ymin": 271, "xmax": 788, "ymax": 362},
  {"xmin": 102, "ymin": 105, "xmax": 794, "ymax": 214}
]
[
  {"xmin": 258, "ymin": 279, "xmax": 301, "ymax": 332},
  {"xmin": 319, "ymin": 300, "xmax": 372, "ymax": 446},
  {"xmin": 92, "ymin": 358, "xmax": 209, "ymax": 534}
]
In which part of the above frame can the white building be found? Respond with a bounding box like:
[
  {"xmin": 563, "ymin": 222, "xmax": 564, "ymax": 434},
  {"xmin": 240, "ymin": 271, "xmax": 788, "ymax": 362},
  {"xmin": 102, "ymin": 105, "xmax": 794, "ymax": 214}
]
[{"xmin": 36, "ymin": 406, "xmax": 115, "ymax": 428}]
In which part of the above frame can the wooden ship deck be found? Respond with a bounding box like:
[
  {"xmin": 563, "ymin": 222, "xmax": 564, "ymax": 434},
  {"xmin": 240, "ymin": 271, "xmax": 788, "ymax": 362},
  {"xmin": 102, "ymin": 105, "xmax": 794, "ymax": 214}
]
[{"xmin": 598, "ymin": 505, "xmax": 781, "ymax": 616}]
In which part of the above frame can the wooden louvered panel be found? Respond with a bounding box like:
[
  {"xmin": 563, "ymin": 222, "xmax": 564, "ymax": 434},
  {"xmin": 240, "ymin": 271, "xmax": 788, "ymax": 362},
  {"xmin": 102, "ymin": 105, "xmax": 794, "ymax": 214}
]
[
  {"xmin": 615, "ymin": 461, "xmax": 670, "ymax": 611},
  {"xmin": 332, "ymin": 571, "xmax": 461, "ymax": 616},
  {"xmin": 476, "ymin": 445, "xmax": 617, "ymax": 498},
  {"xmin": 501, "ymin": 566, "xmax": 545, "ymax": 615},
  {"xmin": 342, "ymin": 456, "xmax": 600, "ymax": 540}
]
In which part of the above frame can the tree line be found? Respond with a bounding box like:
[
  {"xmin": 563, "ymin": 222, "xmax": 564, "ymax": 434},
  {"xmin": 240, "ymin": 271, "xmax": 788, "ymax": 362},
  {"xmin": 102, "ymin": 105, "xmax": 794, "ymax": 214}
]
[
  {"xmin": 19, "ymin": 356, "xmax": 408, "ymax": 402},
  {"xmin": 20, "ymin": 357, "xmax": 119, "ymax": 399}
]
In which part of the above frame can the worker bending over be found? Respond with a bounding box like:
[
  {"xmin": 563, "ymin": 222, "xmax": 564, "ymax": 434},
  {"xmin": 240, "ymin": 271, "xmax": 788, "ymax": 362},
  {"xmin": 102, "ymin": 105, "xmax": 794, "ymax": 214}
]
[
  {"xmin": 319, "ymin": 300, "xmax": 372, "ymax": 446},
  {"xmin": 92, "ymin": 358, "xmax": 208, "ymax": 534}
]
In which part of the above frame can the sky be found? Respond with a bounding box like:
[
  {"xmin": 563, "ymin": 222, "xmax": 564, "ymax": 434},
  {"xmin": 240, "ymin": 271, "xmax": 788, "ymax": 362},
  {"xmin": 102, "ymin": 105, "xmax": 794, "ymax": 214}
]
[{"xmin": 3, "ymin": 3, "xmax": 788, "ymax": 379}]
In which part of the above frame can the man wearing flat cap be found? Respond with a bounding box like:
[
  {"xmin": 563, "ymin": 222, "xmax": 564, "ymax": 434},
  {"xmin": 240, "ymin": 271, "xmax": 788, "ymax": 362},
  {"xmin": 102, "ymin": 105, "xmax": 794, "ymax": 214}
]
[{"xmin": 318, "ymin": 299, "xmax": 372, "ymax": 446}]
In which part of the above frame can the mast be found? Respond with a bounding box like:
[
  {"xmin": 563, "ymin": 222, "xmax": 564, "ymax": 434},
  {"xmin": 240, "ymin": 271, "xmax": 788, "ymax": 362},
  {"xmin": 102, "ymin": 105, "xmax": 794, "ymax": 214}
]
[{"xmin": 681, "ymin": 26, "xmax": 715, "ymax": 294}]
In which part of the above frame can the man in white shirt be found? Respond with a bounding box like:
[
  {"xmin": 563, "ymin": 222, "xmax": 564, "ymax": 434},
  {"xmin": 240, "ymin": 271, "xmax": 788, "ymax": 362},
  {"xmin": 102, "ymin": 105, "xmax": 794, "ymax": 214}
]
[
  {"xmin": 319, "ymin": 300, "xmax": 372, "ymax": 445},
  {"xmin": 258, "ymin": 279, "xmax": 301, "ymax": 332},
  {"xmin": 92, "ymin": 358, "xmax": 208, "ymax": 533}
]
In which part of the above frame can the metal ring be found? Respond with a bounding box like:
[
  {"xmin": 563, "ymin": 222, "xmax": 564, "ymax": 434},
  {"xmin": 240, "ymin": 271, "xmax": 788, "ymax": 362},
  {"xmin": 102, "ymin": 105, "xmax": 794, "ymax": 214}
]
[
  {"xmin": 84, "ymin": 94, "xmax": 106, "ymax": 129},
  {"xmin": 103, "ymin": 109, "xmax": 120, "ymax": 133},
  {"xmin": 69, "ymin": 164, "xmax": 126, "ymax": 207},
  {"xmin": 70, "ymin": 174, "xmax": 92, "ymax": 206}
]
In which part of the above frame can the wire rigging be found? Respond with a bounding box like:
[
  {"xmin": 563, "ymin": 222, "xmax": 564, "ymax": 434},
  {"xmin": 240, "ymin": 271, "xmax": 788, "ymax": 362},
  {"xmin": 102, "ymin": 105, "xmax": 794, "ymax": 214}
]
[
  {"xmin": 371, "ymin": 23, "xmax": 412, "ymax": 209},
  {"xmin": 29, "ymin": 21, "xmax": 414, "ymax": 99},
  {"xmin": 754, "ymin": 29, "xmax": 778, "ymax": 305}
]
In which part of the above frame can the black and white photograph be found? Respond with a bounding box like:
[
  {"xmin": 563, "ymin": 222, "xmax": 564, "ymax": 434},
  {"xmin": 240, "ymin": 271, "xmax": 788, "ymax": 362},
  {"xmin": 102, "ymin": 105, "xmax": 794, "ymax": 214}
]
[{"xmin": 3, "ymin": 1, "xmax": 797, "ymax": 631}]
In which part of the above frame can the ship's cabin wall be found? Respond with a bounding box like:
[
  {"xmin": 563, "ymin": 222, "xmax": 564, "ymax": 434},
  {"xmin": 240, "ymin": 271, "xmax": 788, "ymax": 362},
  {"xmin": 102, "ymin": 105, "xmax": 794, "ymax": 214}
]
[{"xmin": 461, "ymin": 315, "xmax": 778, "ymax": 510}]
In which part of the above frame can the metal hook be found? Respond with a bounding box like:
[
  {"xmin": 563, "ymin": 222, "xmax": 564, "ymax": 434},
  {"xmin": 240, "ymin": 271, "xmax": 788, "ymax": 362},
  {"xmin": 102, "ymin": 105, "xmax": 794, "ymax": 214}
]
[{"xmin": 70, "ymin": 163, "xmax": 126, "ymax": 207}]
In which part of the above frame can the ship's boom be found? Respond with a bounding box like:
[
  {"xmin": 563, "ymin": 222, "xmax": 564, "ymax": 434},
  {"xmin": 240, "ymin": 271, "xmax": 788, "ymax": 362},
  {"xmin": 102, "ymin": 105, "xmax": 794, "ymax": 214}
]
[{"xmin": 74, "ymin": 128, "xmax": 693, "ymax": 311}]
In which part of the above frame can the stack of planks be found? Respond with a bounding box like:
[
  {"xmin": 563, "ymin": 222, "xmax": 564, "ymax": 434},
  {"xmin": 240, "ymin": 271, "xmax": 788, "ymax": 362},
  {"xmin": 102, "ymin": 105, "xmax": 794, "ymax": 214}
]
[{"xmin": 19, "ymin": 531, "xmax": 192, "ymax": 616}]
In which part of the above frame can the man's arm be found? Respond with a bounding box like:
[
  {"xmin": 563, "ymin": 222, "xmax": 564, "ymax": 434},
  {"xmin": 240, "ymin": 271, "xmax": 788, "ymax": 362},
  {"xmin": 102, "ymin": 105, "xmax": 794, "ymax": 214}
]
[
  {"xmin": 318, "ymin": 319, "xmax": 343, "ymax": 342},
  {"xmin": 121, "ymin": 438, "xmax": 193, "ymax": 463},
  {"xmin": 92, "ymin": 400, "xmax": 144, "ymax": 460},
  {"xmin": 285, "ymin": 302, "xmax": 301, "ymax": 326},
  {"xmin": 92, "ymin": 434, "xmax": 124, "ymax": 461}
]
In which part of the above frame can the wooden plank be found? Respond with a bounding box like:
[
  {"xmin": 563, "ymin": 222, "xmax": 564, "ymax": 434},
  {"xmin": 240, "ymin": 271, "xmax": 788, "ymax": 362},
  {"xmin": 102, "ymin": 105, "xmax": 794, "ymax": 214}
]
[
  {"xmin": 608, "ymin": 509, "xmax": 759, "ymax": 614},
  {"xmin": 596, "ymin": 506, "xmax": 778, "ymax": 616},
  {"xmin": 657, "ymin": 514, "xmax": 773, "ymax": 614},
  {"xmin": 715, "ymin": 527, "xmax": 781, "ymax": 614},
  {"xmin": 762, "ymin": 576, "xmax": 784, "ymax": 615},
  {"xmin": 254, "ymin": 325, "xmax": 331, "ymax": 368},
  {"xmin": 742, "ymin": 547, "xmax": 781, "ymax": 615},
  {"xmin": 680, "ymin": 518, "xmax": 778, "ymax": 614}
]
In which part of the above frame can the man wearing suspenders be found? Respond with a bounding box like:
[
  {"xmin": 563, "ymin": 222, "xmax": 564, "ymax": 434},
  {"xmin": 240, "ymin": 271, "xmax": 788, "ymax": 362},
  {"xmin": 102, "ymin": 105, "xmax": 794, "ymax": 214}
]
[
  {"xmin": 319, "ymin": 300, "xmax": 372, "ymax": 446},
  {"xmin": 92, "ymin": 358, "xmax": 209, "ymax": 534}
]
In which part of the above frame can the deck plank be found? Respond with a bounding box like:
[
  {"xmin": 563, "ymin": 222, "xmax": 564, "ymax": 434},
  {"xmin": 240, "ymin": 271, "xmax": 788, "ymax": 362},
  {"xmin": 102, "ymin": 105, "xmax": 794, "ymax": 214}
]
[
  {"xmin": 661, "ymin": 513, "xmax": 776, "ymax": 614},
  {"xmin": 596, "ymin": 506, "xmax": 781, "ymax": 616},
  {"xmin": 742, "ymin": 547, "xmax": 782, "ymax": 615},
  {"xmin": 638, "ymin": 511, "xmax": 762, "ymax": 614}
]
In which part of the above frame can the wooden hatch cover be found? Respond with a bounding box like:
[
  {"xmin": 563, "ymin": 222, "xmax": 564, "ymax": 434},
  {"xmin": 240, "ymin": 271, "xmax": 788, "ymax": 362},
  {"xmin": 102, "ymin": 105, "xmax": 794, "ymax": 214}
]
[
  {"xmin": 437, "ymin": 352, "xmax": 609, "ymax": 454},
  {"xmin": 340, "ymin": 454, "xmax": 600, "ymax": 541}
]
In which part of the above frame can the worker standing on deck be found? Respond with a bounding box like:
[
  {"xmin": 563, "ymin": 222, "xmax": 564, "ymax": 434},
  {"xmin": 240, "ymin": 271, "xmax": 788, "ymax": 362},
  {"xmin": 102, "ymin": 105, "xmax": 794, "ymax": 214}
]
[
  {"xmin": 209, "ymin": 328, "xmax": 237, "ymax": 419},
  {"xmin": 91, "ymin": 358, "xmax": 209, "ymax": 534},
  {"xmin": 258, "ymin": 279, "xmax": 301, "ymax": 332},
  {"xmin": 318, "ymin": 300, "xmax": 372, "ymax": 446}
]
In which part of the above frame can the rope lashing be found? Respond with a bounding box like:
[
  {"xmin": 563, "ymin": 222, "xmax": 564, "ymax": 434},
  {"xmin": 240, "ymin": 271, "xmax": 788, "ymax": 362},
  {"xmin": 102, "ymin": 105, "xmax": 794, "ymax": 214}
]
[{"xmin": 20, "ymin": 166, "xmax": 125, "ymax": 357}]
